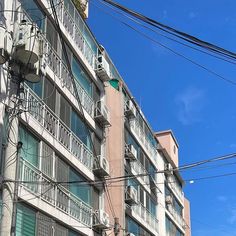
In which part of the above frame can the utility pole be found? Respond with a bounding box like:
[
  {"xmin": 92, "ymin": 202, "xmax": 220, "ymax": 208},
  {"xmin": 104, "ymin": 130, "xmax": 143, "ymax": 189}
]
[
  {"xmin": 0, "ymin": 72, "xmax": 22, "ymax": 236},
  {"xmin": 0, "ymin": 0, "xmax": 41, "ymax": 234}
]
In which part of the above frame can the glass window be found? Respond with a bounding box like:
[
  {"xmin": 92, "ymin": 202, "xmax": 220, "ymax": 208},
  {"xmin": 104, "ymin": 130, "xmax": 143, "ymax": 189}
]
[
  {"xmin": 71, "ymin": 110, "xmax": 92, "ymax": 150},
  {"xmin": 72, "ymin": 57, "xmax": 92, "ymax": 96},
  {"xmin": 19, "ymin": 127, "xmax": 39, "ymax": 167},
  {"xmin": 41, "ymin": 142, "xmax": 54, "ymax": 178},
  {"xmin": 37, "ymin": 212, "xmax": 53, "ymax": 236},
  {"xmin": 26, "ymin": 80, "xmax": 43, "ymax": 98},
  {"xmin": 16, "ymin": 204, "xmax": 36, "ymax": 236},
  {"xmin": 56, "ymin": 156, "xmax": 69, "ymax": 189},
  {"xmin": 44, "ymin": 77, "xmax": 56, "ymax": 112},
  {"xmin": 92, "ymin": 188, "xmax": 100, "ymax": 210},
  {"xmin": 60, "ymin": 95, "xmax": 71, "ymax": 127},
  {"xmin": 69, "ymin": 168, "xmax": 91, "ymax": 205},
  {"xmin": 127, "ymin": 217, "xmax": 139, "ymax": 235},
  {"xmin": 55, "ymin": 224, "xmax": 68, "ymax": 236},
  {"xmin": 46, "ymin": 19, "xmax": 58, "ymax": 51},
  {"xmin": 20, "ymin": 0, "xmax": 45, "ymax": 30},
  {"xmin": 150, "ymin": 199, "xmax": 156, "ymax": 217}
]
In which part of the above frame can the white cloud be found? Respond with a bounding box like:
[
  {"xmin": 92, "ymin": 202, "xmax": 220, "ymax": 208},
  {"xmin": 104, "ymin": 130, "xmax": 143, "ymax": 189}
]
[{"xmin": 175, "ymin": 87, "xmax": 206, "ymax": 125}]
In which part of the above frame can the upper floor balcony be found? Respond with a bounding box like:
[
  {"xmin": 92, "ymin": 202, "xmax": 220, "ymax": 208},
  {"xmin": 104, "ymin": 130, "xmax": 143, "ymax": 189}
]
[
  {"xmin": 130, "ymin": 160, "xmax": 150, "ymax": 189},
  {"xmin": 127, "ymin": 203, "xmax": 159, "ymax": 235},
  {"xmin": 166, "ymin": 202, "xmax": 185, "ymax": 230},
  {"xmin": 129, "ymin": 119, "xmax": 158, "ymax": 166},
  {"xmin": 21, "ymin": 84, "xmax": 94, "ymax": 172},
  {"xmin": 167, "ymin": 174, "xmax": 184, "ymax": 204},
  {"xmin": 19, "ymin": 8, "xmax": 95, "ymax": 118}
]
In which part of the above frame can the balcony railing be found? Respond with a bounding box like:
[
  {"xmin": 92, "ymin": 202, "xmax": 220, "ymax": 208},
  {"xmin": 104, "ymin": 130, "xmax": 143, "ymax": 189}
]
[
  {"xmin": 130, "ymin": 203, "xmax": 159, "ymax": 234},
  {"xmin": 22, "ymin": 84, "xmax": 93, "ymax": 171},
  {"xmin": 53, "ymin": 0, "xmax": 97, "ymax": 69},
  {"xmin": 130, "ymin": 119, "xmax": 158, "ymax": 164},
  {"xmin": 19, "ymin": 158, "xmax": 93, "ymax": 227},
  {"xmin": 20, "ymin": 8, "xmax": 94, "ymax": 117},
  {"xmin": 166, "ymin": 204, "xmax": 185, "ymax": 229},
  {"xmin": 167, "ymin": 175, "xmax": 184, "ymax": 203},
  {"xmin": 130, "ymin": 160, "xmax": 150, "ymax": 186}
]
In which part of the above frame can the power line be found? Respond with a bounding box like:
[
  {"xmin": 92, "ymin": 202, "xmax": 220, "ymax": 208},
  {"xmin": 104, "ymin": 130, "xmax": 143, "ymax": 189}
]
[
  {"xmin": 101, "ymin": 0, "xmax": 236, "ymax": 61},
  {"xmin": 91, "ymin": 1, "xmax": 236, "ymax": 86},
  {"xmin": 94, "ymin": 0, "xmax": 236, "ymax": 66},
  {"xmin": 5, "ymin": 152, "xmax": 236, "ymax": 186}
]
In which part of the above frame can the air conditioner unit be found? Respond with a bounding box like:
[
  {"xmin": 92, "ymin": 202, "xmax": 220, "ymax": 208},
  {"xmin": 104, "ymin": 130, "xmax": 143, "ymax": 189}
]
[
  {"xmin": 127, "ymin": 233, "xmax": 136, "ymax": 236},
  {"xmin": 125, "ymin": 186, "xmax": 138, "ymax": 205},
  {"xmin": 165, "ymin": 195, "xmax": 173, "ymax": 205},
  {"xmin": 94, "ymin": 210, "xmax": 110, "ymax": 229},
  {"xmin": 96, "ymin": 55, "xmax": 111, "ymax": 82},
  {"xmin": 164, "ymin": 163, "xmax": 173, "ymax": 176},
  {"xmin": 124, "ymin": 100, "xmax": 136, "ymax": 118},
  {"xmin": 13, "ymin": 21, "xmax": 40, "ymax": 65},
  {"xmin": 125, "ymin": 144, "xmax": 137, "ymax": 161},
  {"xmin": 93, "ymin": 155, "xmax": 109, "ymax": 177},
  {"xmin": 94, "ymin": 101, "xmax": 111, "ymax": 126},
  {"xmin": 0, "ymin": 26, "xmax": 13, "ymax": 64}
]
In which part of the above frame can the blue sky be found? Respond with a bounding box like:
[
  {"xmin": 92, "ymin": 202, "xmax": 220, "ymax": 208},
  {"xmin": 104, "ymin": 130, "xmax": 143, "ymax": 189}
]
[{"xmin": 88, "ymin": 0, "xmax": 236, "ymax": 235}]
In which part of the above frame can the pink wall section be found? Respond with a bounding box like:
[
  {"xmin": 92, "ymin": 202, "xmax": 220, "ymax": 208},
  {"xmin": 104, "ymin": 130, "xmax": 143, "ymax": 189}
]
[
  {"xmin": 184, "ymin": 198, "xmax": 191, "ymax": 236},
  {"xmin": 156, "ymin": 130, "xmax": 179, "ymax": 167},
  {"xmin": 105, "ymin": 84, "xmax": 125, "ymax": 235}
]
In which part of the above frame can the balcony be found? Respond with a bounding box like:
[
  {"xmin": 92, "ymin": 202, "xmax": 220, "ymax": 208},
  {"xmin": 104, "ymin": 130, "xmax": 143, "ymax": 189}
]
[
  {"xmin": 166, "ymin": 203, "xmax": 185, "ymax": 230},
  {"xmin": 22, "ymin": 84, "xmax": 94, "ymax": 171},
  {"xmin": 167, "ymin": 174, "xmax": 184, "ymax": 203},
  {"xmin": 52, "ymin": 0, "xmax": 97, "ymax": 69},
  {"xmin": 20, "ymin": 9, "xmax": 94, "ymax": 117},
  {"xmin": 18, "ymin": 158, "xmax": 93, "ymax": 227},
  {"xmin": 130, "ymin": 119, "xmax": 158, "ymax": 165},
  {"xmin": 128, "ymin": 203, "xmax": 159, "ymax": 235},
  {"xmin": 130, "ymin": 160, "xmax": 150, "ymax": 187}
]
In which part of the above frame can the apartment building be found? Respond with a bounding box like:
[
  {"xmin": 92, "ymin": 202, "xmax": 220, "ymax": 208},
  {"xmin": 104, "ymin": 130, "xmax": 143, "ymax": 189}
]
[
  {"xmin": 0, "ymin": 0, "xmax": 191, "ymax": 236},
  {"xmin": 105, "ymin": 81, "xmax": 191, "ymax": 236}
]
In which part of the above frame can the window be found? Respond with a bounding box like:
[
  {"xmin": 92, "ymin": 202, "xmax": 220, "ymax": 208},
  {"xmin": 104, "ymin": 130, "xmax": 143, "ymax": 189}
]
[
  {"xmin": 26, "ymin": 80, "xmax": 43, "ymax": 98},
  {"xmin": 126, "ymin": 217, "xmax": 153, "ymax": 236},
  {"xmin": 44, "ymin": 77, "xmax": 56, "ymax": 112},
  {"xmin": 19, "ymin": 127, "xmax": 39, "ymax": 167},
  {"xmin": 92, "ymin": 188, "xmax": 100, "ymax": 210},
  {"xmin": 69, "ymin": 168, "xmax": 91, "ymax": 205},
  {"xmin": 72, "ymin": 57, "xmax": 92, "ymax": 96},
  {"xmin": 46, "ymin": 19, "xmax": 58, "ymax": 51},
  {"xmin": 166, "ymin": 217, "xmax": 183, "ymax": 236},
  {"xmin": 60, "ymin": 95, "xmax": 71, "ymax": 127},
  {"xmin": 71, "ymin": 110, "xmax": 92, "ymax": 150},
  {"xmin": 37, "ymin": 212, "xmax": 53, "ymax": 236},
  {"xmin": 127, "ymin": 217, "xmax": 139, "ymax": 235},
  {"xmin": 20, "ymin": 0, "xmax": 45, "ymax": 30},
  {"xmin": 41, "ymin": 142, "xmax": 54, "ymax": 178},
  {"xmin": 16, "ymin": 204, "xmax": 36, "ymax": 236},
  {"xmin": 56, "ymin": 157, "xmax": 69, "ymax": 189},
  {"xmin": 94, "ymin": 135, "xmax": 101, "ymax": 156}
]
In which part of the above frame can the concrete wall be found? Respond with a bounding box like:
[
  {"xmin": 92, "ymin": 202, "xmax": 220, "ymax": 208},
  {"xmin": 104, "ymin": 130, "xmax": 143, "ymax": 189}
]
[
  {"xmin": 105, "ymin": 84, "xmax": 125, "ymax": 236},
  {"xmin": 156, "ymin": 130, "xmax": 179, "ymax": 167},
  {"xmin": 184, "ymin": 198, "xmax": 191, "ymax": 236}
]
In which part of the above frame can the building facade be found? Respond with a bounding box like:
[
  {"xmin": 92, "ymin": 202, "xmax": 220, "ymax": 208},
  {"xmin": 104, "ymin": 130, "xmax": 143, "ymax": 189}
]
[{"xmin": 0, "ymin": 0, "xmax": 191, "ymax": 236}]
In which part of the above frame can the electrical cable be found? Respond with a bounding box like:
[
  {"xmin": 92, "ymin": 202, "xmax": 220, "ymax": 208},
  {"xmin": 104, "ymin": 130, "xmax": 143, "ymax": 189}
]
[
  {"xmin": 91, "ymin": 1, "xmax": 236, "ymax": 86},
  {"xmin": 101, "ymin": 0, "xmax": 236, "ymax": 61},
  {"xmin": 94, "ymin": 0, "xmax": 236, "ymax": 66},
  {"xmin": 5, "ymin": 151, "xmax": 236, "ymax": 187},
  {"xmin": 48, "ymin": 1, "xmax": 118, "ymax": 225}
]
